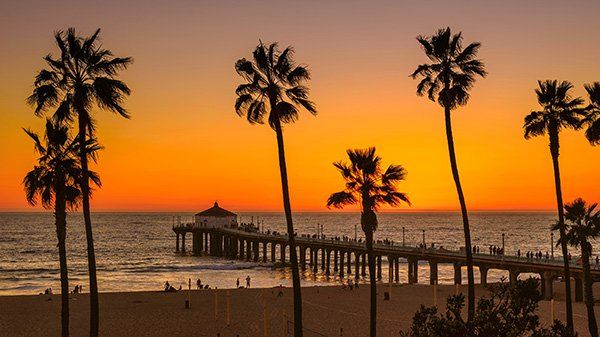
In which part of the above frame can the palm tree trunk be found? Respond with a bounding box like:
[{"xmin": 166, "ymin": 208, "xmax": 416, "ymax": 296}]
[
  {"xmin": 273, "ymin": 119, "xmax": 303, "ymax": 337},
  {"xmin": 444, "ymin": 106, "xmax": 475, "ymax": 322},
  {"xmin": 55, "ymin": 185, "xmax": 69, "ymax": 337},
  {"xmin": 582, "ymin": 241, "xmax": 598, "ymax": 337},
  {"xmin": 549, "ymin": 129, "xmax": 574, "ymax": 333},
  {"xmin": 77, "ymin": 114, "xmax": 99, "ymax": 337},
  {"xmin": 365, "ymin": 229, "xmax": 377, "ymax": 337}
]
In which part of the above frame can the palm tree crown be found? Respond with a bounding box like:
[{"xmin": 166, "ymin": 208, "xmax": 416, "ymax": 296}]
[
  {"xmin": 410, "ymin": 27, "xmax": 486, "ymax": 109},
  {"xmin": 524, "ymin": 80, "xmax": 585, "ymax": 140},
  {"xmin": 27, "ymin": 28, "xmax": 133, "ymax": 131},
  {"xmin": 583, "ymin": 82, "xmax": 600, "ymax": 145},
  {"xmin": 234, "ymin": 41, "xmax": 316, "ymax": 129},
  {"xmin": 327, "ymin": 147, "xmax": 410, "ymax": 230},
  {"xmin": 23, "ymin": 119, "xmax": 100, "ymax": 209},
  {"xmin": 558, "ymin": 198, "xmax": 600, "ymax": 248}
]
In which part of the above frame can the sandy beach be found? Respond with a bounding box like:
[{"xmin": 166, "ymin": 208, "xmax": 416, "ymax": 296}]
[{"xmin": 0, "ymin": 282, "xmax": 598, "ymax": 337}]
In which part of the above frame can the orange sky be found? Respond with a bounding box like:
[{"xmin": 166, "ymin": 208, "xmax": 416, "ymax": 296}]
[{"xmin": 0, "ymin": 0, "xmax": 599, "ymax": 212}]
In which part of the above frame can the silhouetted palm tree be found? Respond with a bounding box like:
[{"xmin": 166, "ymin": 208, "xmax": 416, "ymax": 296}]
[
  {"xmin": 523, "ymin": 80, "xmax": 585, "ymax": 333},
  {"xmin": 583, "ymin": 82, "xmax": 600, "ymax": 145},
  {"xmin": 234, "ymin": 41, "xmax": 316, "ymax": 337},
  {"xmin": 560, "ymin": 198, "xmax": 600, "ymax": 337},
  {"xmin": 27, "ymin": 28, "xmax": 132, "ymax": 337},
  {"xmin": 23, "ymin": 119, "xmax": 101, "ymax": 337},
  {"xmin": 327, "ymin": 147, "xmax": 410, "ymax": 337},
  {"xmin": 410, "ymin": 27, "xmax": 486, "ymax": 321}
]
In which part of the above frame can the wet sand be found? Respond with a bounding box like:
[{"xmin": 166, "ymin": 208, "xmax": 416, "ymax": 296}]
[{"xmin": 0, "ymin": 282, "xmax": 597, "ymax": 337}]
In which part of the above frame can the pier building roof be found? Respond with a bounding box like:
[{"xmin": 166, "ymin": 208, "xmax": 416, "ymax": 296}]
[{"xmin": 195, "ymin": 202, "xmax": 237, "ymax": 217}]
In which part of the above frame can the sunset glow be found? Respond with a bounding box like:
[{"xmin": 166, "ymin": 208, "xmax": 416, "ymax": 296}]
[{"xmin": 1, "ymin": 0, "xmax": 599, "ymax": 211}]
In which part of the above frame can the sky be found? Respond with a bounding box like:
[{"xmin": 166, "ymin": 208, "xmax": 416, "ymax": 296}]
[{"xmin": 0, "ymin": 0, "xmax": 599, "ymax": 212}]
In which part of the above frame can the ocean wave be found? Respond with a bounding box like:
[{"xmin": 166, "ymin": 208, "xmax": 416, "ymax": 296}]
[{"xmin": 118, "ymin": 262, "xmax": 272, "ymax": 274}]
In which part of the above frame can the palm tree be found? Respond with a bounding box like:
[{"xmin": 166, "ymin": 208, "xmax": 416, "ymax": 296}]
[
  {"xmin": 410, "ymin": 27, "xmax": 486, "ymax": 321},
  {"xmin": 523, "ymin": 80, "xmax": 585, "ymax": 333},
  {"xmin": 560, "ymin": 198, "xmax": 600, "ymax": 337},
  {"xmin": 583, "ymin": 82, "xmax": 600, "ymax": 145},
  {"xmin": 27, "ymin": 28, "xmax": 132, "ymax": 337},
  {"xmin": 327, "ymin": 147, "xmax": 409, "ymax": 337},
  {"xmin": 234, "ymin": 41, "xmax": 316, "ymax": 337},
  {"xmin": 23, "ymin": 119, "xmax": 101, "ymax": 337}
]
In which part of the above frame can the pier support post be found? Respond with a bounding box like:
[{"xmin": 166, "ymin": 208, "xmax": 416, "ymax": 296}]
[
  {"xmin": 361, "ymin": 253, "xmax": 366, "ymax": 276},
  {"xmin": 394, "ymin": 257, "xmax": 400, "ymax": 283},
  {"xmin": 262, "ymin": 242, "xmax": 267, "ymax": 262},
  {"xmin": 309, "ymin": 247, "xmax": 314, "ymax": 267},
  {"xmin": 339, "ymin": 251, "xmax": 345, "ymax": 278},
  {"xmin": 176, "ymin": 233, "xmax": 180, "ymax": 252},
  {"xmin": 280, "ymin": 244, "xmax": 286, "ymax": 263},
  {"xmin": 354, "ymin": 253, "xmax": 360, "ymax": 279},
  {"xmin": 253, "ymin": 241, "xmax": 259, "ymax": 262},
  {"xmin": 199, "ymin": 233, "xmax": 204, "ymax": 254},
  {"xmin": 181, "ymin": 233, "xmax": 186, "ymax": 254},
  {"xmin": 509, "ymin": 269, "xmax": 519, "ymax": 285},
  {"xmin": 239, "ymin": 240, "xmax": 245, "ymax": 259},
  {"xmin": 413, "ymin": 260, "xmax": 419, "ymax": 284},
  {"xmin": 377, "ymin": 255, "xmax": 382, "ymax": 280},
  {"xmin": 574, "ymin": 277, "xmax": 583, "ymax": 302},
  {"xmin": 204, "ymin": 233, "xmax": 208, "ymax": 252},
  {"xmin": 313, "ymin": 249, "xmax": 319, "ymax": 273},
  {"xmin": 429, "ymin": 261, "xmax": 438, "ymax": 285},
  {"xmin": 453, "ymin": 263, "xmax": 462, "ymax": 285},
  {"xmin": 543, "ymin": 272, "xmax": 554, "ymax": 300},
  {"xmin": 407, "ymin": 258, "xmax": 416, "ymax": 284},
  {"xmin": 321, "ymin": 248, "xmax": 326, "ymax": 271},
  {"xmin": 192, "ymin": 233, "xmax": 198, "ymax": 255},
  {"xmin": 388, "ymin": 256, "xmax": 394, "ymax": 282},
  {"xmin": 271, "ymin": 243, "xmax": 276, "ymax": 262},
  {"xmin": 479, "ymin": 266, "xmax": 488, "ymax": 287},
  {"xmin": 334, "ymin": 250, "xmax": 338, "ymax": 272},
  {"xmin": 347, "ymin": 251, "xmax": 352, "ymax": 274},
  {"xmin": 300, "ymin": 246, "xmax": 306, "ymax": 270},
  {"xmin": 326, "ymin": 250, "xmax": 331, "ymax": 276},
  {"xmin": 246, "ymin": 240, "xmax": 251, "ymax": 261}
]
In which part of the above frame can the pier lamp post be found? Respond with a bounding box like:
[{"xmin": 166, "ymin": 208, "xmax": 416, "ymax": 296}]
[
  {"xmin": 402, "ymin": 227, "xmax": 405, "ymax": 246},
  {"xmin": 422, "ymin": 230, "xmax": 425, "ymax": 247},
  {"xmin": 354, "ymin": 224, "xmax": 357, "ymax": 242},
  {"xmin": 551, "ymin": 232, "xmax": 554, "ymax": 259},
  {"xmin": 502, "ymin": 233, "xmax": 505, "ymax": 252}
]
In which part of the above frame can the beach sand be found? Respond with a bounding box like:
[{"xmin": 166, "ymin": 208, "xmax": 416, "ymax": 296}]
[{"xmin": 0, "ymin": 282, "xmax": 598, "ymax": 337}]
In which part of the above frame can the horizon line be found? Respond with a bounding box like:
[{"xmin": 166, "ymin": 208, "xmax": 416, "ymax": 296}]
[{"xmin": 0, "ymin": 208, "xmax": 557, "ymax": 213}]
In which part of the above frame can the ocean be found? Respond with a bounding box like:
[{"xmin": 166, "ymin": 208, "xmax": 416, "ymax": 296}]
[{"xmin": 0, "ymin": 211, "xmax": 562, "ymax": 295}]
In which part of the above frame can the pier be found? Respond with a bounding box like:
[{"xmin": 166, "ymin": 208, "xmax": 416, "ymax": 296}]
[{"xmin": 173, "ymin": 224, "xmax": 600, "ymax": 302}]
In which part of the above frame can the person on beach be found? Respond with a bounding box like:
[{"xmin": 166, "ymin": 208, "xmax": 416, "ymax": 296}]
[
  {"xmin": 245, "ymin": 275, "xmax": 251, "ymax": 288},
  {"xmin": 348, "ymin": 279, "xmax": 354, "ymax": 290},
  {"xmin": 196, "ymin": 278, "xmax": 202, "ymax": 289},
  {"xmin": 236, "ymin": 278, "xmax": 240, "ymax": 288},
  {"xmin": 277, "ymin": 284, "xmax": 283, "ymax": 297}
]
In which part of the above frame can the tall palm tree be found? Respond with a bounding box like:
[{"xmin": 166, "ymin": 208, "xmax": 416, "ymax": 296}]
[
  {"xmin": 561, "ymin": 198, "xmax": 600, "ymax": 337},
  {"xmin": 523, "ymin": 80, "xmax": 585, "ymax": 333},
  {"xmin": 327, "ymin": 147, "xmax": 409, "ymax": 337},
  {"xmin": 583, "ymin": 82, "xmax": 600, "ymax": 145},
  {"xmin": 234, "ymin": 41, "xmax": 316, "ymax": 337},
  {"xmin": 27, "ymin": 28, "xmax": 132, "ymax": 337},
  {"xmin": 23, "ymin": 119, "xmax": 101, "ymax": 337},
  {"xmin": 410, "ymin": 27, "xmax": 486, "ymax": 321}
]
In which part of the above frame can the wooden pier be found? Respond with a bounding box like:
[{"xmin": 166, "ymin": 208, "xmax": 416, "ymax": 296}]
[{"xmin": 173, "ymin": 224, "xmax": 600, "ymax": 302}]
